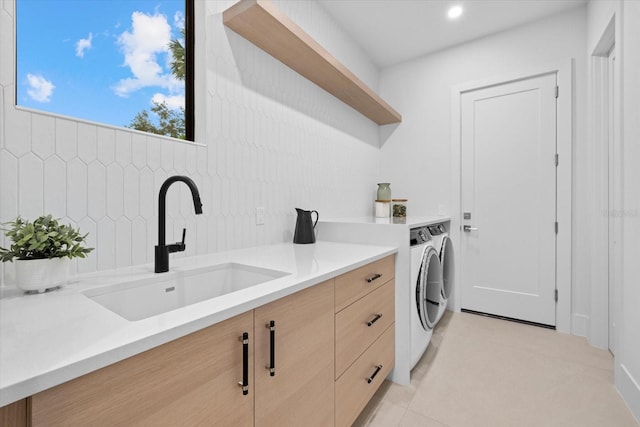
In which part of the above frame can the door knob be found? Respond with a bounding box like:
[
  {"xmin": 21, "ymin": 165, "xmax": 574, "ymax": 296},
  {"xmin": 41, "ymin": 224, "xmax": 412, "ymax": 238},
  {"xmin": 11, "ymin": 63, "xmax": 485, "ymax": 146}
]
[{"xmin": 463, "ymin": 225, "xmax": 478, "ymax": 232}]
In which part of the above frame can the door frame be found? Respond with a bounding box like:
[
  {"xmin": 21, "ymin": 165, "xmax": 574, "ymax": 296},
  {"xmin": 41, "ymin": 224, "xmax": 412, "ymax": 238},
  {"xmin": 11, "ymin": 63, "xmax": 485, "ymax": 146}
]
[
  {"xmin": 450, "ymin": 60, "xmax": 573, "ymax": 334},
  {"xmin": 590, "ymin": 15, "xmax": 621, "ymax": 351}
]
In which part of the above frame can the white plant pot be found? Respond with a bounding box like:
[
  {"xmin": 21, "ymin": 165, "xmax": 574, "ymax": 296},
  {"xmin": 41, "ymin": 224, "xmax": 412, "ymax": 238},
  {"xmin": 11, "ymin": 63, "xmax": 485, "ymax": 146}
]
[{"xmin": 15, "ymin": 257, "xmax": 70, "ymax": 293}]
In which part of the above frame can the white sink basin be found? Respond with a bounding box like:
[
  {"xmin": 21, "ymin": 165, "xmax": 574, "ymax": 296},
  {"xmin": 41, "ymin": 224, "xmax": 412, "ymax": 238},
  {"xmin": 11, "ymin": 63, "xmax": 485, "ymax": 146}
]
[{"xmin": 83, "ymin": 263, "xmax": 289, "ymax": 321}]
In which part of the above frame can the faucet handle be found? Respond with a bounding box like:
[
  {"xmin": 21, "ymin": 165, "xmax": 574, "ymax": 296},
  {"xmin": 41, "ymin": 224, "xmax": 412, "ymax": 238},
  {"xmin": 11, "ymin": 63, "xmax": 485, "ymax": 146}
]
[{"xmin": 168, "ymin": 228, "xmax": 187, "ymax": 253}]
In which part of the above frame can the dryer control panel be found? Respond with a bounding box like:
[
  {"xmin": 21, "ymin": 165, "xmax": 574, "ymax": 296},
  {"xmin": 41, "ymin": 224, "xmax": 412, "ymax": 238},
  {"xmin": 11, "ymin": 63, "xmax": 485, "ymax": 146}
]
[
  {"xmin": 427, "ymin": 223, "xmax": 447, "ymax": 236},
  {"xmin": 410, "ymin": 226, "xmax": 432, "ymax": 246}
]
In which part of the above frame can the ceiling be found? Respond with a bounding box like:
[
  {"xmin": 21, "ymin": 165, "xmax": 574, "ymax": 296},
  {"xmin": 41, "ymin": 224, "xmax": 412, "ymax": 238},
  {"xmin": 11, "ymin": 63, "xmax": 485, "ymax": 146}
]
[{"xmin": 318, "ymin": 0, "xmax": 587, "ymax": 68}]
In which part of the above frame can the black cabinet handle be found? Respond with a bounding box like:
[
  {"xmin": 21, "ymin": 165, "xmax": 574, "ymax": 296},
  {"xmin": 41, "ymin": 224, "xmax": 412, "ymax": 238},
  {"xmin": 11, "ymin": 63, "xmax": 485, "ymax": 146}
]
[
  {"xmin": 366, "ymin": 273, "xmax": 382, "ymax": 283},
  {"xmin": 238, "ymin": 332, "xmax": 249, "ymax": 395},
  {"xmin": 366, "ymin": 365, "xmax": 383, "ymax": 384},
  {"xmin": 367, "ymin": 313, "xmax": 383, "ymax": 327},
  {"xmin": 266, "ymin": 320, "xmax": 275, "ymax": 376}
]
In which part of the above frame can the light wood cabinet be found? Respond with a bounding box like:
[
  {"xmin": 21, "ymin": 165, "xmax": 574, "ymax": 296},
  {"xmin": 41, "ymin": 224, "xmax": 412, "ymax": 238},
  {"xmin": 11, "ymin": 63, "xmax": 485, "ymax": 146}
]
[
  {"xmin": 20, "ymin": 256, "xmax": 393, "ymax": 426},
  {"xmin": 254, "ymin": 279, "xmax": 335, "ymax": 427},
  {"xmin": 31, "ymin": 311, "xmax": 255, "ymax": 426},
  {"xmin": 0, "ymin": 398, "xmax": 28, "ymax": 427},
  {"xmin": 334, "ymin": 254, "xmax": 395, "ymax": 427}
]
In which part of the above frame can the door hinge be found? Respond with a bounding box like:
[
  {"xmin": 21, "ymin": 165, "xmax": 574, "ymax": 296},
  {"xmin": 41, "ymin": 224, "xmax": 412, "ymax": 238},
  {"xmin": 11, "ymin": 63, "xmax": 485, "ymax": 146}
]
[
  {"xmin": 555, "ymin": 289, "xmax": 558, "ymax": 302},
  {"xmin": 555, "ymin": 222, "xmax": 558, "ymax": 234},
  {"xmin": 555, "ymin": 153, "xmax": 559, "ymax": 166},
  {"xmin": 555, "ymin": 86, "xmax": 559, "ymax": 98}
]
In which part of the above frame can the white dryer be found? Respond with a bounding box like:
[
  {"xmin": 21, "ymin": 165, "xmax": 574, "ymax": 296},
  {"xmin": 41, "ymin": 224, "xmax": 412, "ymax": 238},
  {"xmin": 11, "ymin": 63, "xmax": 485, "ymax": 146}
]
[
  {"xmin": 427, "ymin": 222, "xmax": 454, "ymax": 324},
  {"xmin": 409, "ymin": 226, "xmax": 443, "ymax": 369}
]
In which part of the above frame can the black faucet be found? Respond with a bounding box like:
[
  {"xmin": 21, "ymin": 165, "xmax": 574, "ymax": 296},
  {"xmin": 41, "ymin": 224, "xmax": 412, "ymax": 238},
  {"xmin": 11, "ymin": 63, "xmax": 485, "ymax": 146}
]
[{"xmin": 155, "ymin": 175, "xmax": 203, "ymax": 273}]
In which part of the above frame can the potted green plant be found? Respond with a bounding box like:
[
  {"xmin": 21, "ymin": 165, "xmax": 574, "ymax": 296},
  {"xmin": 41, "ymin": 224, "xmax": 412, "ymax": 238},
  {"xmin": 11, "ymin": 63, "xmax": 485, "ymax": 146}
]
[{"xmin": 0, "ymin": 215, "xmax": 93, "ymax": 293}]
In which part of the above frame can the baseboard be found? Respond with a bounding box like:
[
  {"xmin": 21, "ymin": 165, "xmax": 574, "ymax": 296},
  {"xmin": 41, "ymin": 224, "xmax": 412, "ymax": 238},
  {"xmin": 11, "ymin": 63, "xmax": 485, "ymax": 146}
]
[
  {"xmin": 571, "ymin": 313, "xmax": 588, "ymax": 337},
  {"xmin": 619, "ymin": 364, "xmax": 640, "ymax": 424}
]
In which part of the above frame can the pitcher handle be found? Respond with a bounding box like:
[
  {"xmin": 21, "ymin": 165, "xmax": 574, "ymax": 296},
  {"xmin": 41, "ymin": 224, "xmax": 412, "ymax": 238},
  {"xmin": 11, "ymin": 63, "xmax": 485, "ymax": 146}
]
[{"xmin": 311, "ymin": 210, "xmax": 319, "ymax": 229}]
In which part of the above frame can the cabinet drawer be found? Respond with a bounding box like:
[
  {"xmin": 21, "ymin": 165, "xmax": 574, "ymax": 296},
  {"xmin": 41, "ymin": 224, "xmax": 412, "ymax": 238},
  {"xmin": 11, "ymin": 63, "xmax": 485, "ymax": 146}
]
[
  {"xmin": 335, "ymin": 325, "xmax": 394, "ymax": 427},
  {"xmin": 335, "ymin": 255, "xmax": 394, "ymax": 312},
  {"xmin": 335, "ymin": 279, "xmax": 394, "ymax": 379}
]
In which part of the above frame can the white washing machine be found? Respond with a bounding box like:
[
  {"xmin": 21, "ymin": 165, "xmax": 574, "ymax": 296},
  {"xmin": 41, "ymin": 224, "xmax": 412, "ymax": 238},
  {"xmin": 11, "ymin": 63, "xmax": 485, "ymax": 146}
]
[
  {"xmin": 409, "ymin": 226, "xmax": 443, "ymax": 369},
  {"xmin": 427, "ymin": 222, "xmax": 454, "ymax": 324}
]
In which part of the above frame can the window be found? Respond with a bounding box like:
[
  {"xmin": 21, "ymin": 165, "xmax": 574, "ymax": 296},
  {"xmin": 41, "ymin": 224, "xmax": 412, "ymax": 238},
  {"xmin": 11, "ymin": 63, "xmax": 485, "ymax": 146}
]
[{"xmin": 16, "ymin": 0, "xmax": 194, "ymax": 141}]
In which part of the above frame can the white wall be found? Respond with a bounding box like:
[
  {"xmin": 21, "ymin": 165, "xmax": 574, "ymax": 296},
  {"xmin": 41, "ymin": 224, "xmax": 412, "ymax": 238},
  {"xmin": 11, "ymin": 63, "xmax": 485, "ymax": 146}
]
[
  {"xmin": 379, "ymin": 7, "xmax": 589, "ymax": 333},
  {"xmin": 620, "ymin": 1, "xmax": 640, "ymax": 420},
  {"xmin": 0, "ymin": 0, "xmax": 385, "ymax": 285},
  {"xmin": 586, "ymin": 1, "xmax": 640, "ymax": 420}
]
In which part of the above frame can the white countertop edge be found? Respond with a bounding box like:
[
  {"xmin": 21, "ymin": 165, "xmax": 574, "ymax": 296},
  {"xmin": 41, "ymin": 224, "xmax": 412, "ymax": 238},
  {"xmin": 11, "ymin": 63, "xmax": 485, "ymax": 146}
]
[{"xmin": 0, "ymin": 242, "xmax": 397, "ymax": 407}]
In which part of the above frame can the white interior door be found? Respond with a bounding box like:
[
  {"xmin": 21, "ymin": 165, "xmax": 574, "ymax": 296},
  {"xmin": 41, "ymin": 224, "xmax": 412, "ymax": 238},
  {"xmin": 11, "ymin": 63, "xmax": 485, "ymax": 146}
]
[{"xmin": 461, "ymin": 73, "xmax": 557, "ymax": 326}]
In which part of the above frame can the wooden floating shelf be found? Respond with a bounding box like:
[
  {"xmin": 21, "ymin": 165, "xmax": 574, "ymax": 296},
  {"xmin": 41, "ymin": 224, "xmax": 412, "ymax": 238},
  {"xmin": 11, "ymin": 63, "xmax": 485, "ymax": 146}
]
[{"xmin": 223, "ymin": 0, "xmax": 402, "ymax": 125}]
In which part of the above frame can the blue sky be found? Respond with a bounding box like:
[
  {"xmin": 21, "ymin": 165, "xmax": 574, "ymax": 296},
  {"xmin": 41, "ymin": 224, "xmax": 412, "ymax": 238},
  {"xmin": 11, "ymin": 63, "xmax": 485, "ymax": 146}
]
[{"xmin": 17, "ymin": 0, "xmax": 184, "ymax": 129}]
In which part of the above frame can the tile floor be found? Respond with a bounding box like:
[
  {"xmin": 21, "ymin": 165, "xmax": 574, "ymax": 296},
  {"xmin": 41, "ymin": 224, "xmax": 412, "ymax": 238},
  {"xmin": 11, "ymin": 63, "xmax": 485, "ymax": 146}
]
[{"xmin": 354, "ymin": 311, "xmax": 639, "ymax": 427}]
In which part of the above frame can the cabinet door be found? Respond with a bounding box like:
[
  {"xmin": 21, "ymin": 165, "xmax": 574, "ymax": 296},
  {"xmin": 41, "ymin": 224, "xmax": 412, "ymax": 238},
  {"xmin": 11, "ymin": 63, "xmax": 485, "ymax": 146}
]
[
  {"xmin": 31, "ymin": 311, "xmax": 254, "ymax": 426},
  {"xmin": 254, "ymin": 280, "xmax": 334, "ymax": 427},
  {"xmin": 0, "ymin": 399, "xmax": 28, "ymax": 427}
]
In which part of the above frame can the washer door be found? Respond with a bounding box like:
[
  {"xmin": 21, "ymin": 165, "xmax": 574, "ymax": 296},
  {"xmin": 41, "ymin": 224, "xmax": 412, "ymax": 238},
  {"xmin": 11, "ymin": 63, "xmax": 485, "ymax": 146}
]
[
  {"xmin": 416, "ymin": 246, "xmax": 443, "ymax": 330},
  {"xmin": 440, "ymin": 235, "xmax": 454, "ymax": 300}
]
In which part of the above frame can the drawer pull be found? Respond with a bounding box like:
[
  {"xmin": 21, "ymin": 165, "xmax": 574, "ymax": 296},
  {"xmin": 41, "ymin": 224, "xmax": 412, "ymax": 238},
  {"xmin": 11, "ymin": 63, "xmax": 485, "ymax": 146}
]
[
  {"xmin": 366, "ymin": 273, "xmax": 382, "ymax": 283},
  {"xmin": 238, "ymin": 332, "xmax": 249, "ymax": 395},
  {"xmin": 266, "ymin": 320, "xmax": 276, "ymax": 376},
  {"xmin": 366, "ymin": 365, "xmax": 383, "ymax": 384},
  {"xmin": 366, "ymin": 313, "xmax": 383, "ymax": 327}
]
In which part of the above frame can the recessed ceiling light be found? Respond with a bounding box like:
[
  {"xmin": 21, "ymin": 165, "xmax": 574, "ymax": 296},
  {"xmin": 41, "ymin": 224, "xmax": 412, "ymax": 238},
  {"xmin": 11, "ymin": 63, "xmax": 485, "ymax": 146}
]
[{"xmin": 448, "ymin": 5, "xmax": 463, "ymax": 20}]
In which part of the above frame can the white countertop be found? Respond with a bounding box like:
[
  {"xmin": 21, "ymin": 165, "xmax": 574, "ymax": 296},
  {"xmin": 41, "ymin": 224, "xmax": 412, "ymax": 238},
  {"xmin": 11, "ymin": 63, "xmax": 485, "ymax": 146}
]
[
  {"xmin": 319, "ymin": 215, "xmax": 450, "ymax": 227},
  {"xmin": 0, "ymin": 241, "xmax": 397, "ymax": 407}
]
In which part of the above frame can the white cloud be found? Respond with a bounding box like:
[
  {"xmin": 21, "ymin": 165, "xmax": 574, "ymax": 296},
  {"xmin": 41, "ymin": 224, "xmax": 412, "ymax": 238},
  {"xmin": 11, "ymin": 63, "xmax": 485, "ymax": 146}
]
[
  {"xmin": 174, "ymin": 11, "xmax": 185, "ymax": 30},
  {"xmin": 75, "ymin": 33, "xmax": 93, "ymax": 58},
  {"xmin": 26, "ymin": 74, "xmax": 55, "ymax": 103},
  {"xmin": 152, "ymin": 93, "xmax": 185, "ymax": 110},
  {"xmin": 113, "ymin": 11, "xmax": 175, "ymax": 97}
]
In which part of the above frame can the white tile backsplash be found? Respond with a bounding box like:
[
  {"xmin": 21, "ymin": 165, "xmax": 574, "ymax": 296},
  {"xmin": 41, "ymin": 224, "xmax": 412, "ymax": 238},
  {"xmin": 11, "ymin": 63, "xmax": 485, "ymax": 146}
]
[
  {"xmin": 17, "ymin": 153, "xmax": 44, "ymax": 219},
  {"xmin": 96, "ymin": 127, "xmax": 116, "ymax": 166},
  {"xmin": 115, "ymin": 218, "xmax": 132, "ymax": 269},
  {"xmin": 65, "ymin": 158, "xmax": 88, "ymax": 222},
  {"xmin": 4, "ymin": 106, "xmax": 31, "ymax": 157},
  {"xmin": 55, "ymin": 118, "xmax": 78, "ymax": 161},
  {"xmin": 106, "ymin": 163, "xmax": 124, "ymax": 220},
  {"xmin": 131, "ymin": 133, "xmax": 147, "ymax": 169},
  {"xmin": 131, "ymin": 217, "xmax": 147, "ymax": 266},
  {"xmin": 138, "ymin": 167, "xmax": 154, "ymax": 219},
  {"xmin": 43, "ymin": 155, "xmax": 66, "ymax": 217},
  {"xmin": 76, "ymin": 122, "xmax": 97, "ymax": 163},
  {"xmin": 123, "ymin": 165, "xmax": 139, "ymax": 220},
  {"xmin": 96, "ymin": 217, "xmax": 115, "ymax": 271},
  {"xmin": 115, "ymin": 131, "xmax": 132, "ymax": 166},
  {"xmin": 0, "ymin": 151, "xmax": 18, "ymax": 221},
  {"xmin": 31, "ymin": 114, "xmax": 55, "ymax": 159},
  {"xmin": 0, "ymin": 5, "xmax": 13, "ymax": 88},
  {"xmin": 0, "ymin": 0, "xmax": 384, "ymax": 285},
  {"xmin": 87, "ymin": 161, "xmax": 106, "ymax": 220},
  {"xmin": 77, "ymin": 217, "xmax": 97, "ymax": 274}
]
